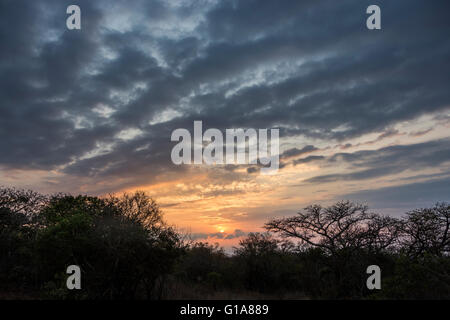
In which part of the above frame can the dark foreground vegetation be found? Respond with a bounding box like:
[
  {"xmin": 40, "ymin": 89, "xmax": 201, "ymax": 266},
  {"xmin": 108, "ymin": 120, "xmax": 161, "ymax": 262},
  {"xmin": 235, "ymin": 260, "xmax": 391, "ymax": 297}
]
[{"xmin": 0, "ymin": 187, "xmax": 449, "ymax": 299}]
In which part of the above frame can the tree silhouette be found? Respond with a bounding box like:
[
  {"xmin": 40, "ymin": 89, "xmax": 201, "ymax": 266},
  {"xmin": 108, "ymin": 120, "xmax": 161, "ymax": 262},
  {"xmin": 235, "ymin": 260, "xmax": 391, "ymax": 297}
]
[
  {"xmin": 264, "ymin": 200, "xmax": 402, "ymax": 255},
  {"xmin": 1, "ymin": 187, "xmax": 449, "ymax": 300},
  {"xmin": 402, "ymin": 202, "xmax": 450, "ymax": 258}
]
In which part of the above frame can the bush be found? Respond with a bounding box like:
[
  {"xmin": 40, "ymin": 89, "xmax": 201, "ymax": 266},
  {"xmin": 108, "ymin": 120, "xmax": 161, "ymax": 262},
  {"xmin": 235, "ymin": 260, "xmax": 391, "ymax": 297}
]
[
  {"xmin": 0, "ymin": 189, "xmax": 184, "ymax": 299},
  {"xmin": 1, "ymin": 188, "xmax": 449, "ymax": 300}
]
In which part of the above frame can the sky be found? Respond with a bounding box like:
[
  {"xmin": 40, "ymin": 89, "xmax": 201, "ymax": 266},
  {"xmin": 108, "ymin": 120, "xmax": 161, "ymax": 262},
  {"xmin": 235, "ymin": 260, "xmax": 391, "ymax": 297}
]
[{"xmin": 1, "ymin": 0, "xmax": 450, "ymax": 247}]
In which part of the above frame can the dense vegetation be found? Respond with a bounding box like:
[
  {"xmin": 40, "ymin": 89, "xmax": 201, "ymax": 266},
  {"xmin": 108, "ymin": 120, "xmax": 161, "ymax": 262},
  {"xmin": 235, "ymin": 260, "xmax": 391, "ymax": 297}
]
[{"xmin": 0, "ymin": 187, "xmax": 449, "ymax": 299}]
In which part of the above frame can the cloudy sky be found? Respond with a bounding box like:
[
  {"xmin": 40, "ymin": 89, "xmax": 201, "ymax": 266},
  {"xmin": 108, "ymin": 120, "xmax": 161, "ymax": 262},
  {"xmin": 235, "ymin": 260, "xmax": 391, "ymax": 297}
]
[{"xmin": 1, "ymin": 0, "xmax": 449, "ymax": 245}]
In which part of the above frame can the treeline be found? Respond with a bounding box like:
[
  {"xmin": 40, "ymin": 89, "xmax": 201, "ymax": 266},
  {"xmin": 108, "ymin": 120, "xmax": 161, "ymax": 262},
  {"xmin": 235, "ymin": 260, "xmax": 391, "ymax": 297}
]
[{"xmin": 0, "ymin": 187, "xmax": 449, "ymax": 299}]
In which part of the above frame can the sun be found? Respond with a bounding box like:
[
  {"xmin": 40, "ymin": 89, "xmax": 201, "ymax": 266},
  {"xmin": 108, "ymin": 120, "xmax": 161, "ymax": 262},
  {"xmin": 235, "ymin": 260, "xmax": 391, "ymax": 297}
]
[{"xmin": 215, "ymin": 225, "xmax": 226, "ymax": 233}]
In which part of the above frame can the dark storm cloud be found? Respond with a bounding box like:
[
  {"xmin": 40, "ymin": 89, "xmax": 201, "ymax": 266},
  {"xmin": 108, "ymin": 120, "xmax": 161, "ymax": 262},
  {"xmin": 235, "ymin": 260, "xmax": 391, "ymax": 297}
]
[
  {"xmin": 342, "ymin": 177, "xmax": 450, "ymax": 210},
  {"xmin": 306, "ymin": 166, "xmax": 400, "ymax": 183},
  {"xmin": 0, "ymin": 0, "xmax": 110, "ymax": 170},
  {"xmin": 304, "ymin": 139, "xmax": 450, "ymax": 183},
  {"xmin": 280, "ymin": 145, "xmax": 318, "ymax": 159},
  {"xmin": 0, "ymin": 0, "xmax": 449, "ymax": 194},
  {"xmin": 293, "ymin": 155, "xmax": 325, "ymax": 165}
]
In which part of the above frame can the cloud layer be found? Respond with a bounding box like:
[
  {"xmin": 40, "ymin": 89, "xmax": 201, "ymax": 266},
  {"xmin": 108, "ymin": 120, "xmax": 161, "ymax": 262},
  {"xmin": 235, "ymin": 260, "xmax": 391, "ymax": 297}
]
[{"xmin": 1, "ymin": 1, "xmax": 449, "ymax": 233}]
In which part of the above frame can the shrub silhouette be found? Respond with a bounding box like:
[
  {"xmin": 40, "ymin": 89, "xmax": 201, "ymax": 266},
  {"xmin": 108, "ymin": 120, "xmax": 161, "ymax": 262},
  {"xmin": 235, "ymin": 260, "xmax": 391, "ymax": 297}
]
[
  {"xmin": 1, "ymin": 188, "xmax": 183, "ymax": 299},
  {"xmin": 1, "ymin": 187, "xmax": 449, "ymax": 299},
  {"xmin": 401, "ymin": 202, "xmax": 450, "ymax": 258}
]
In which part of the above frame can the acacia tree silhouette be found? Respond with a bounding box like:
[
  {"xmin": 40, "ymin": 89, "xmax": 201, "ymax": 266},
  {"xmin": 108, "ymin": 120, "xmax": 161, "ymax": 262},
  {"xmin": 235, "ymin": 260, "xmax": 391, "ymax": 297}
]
[
  {"xmin": 401, "ymin": 203, "xmax": 450, "ymax": 258},
  {"xmin": 1, "ymin": 187, "xmax": 449, "ymax": 299},
  {"xmin": 264, "ymin": 201, "xmax": 402, "ymax": 255}
]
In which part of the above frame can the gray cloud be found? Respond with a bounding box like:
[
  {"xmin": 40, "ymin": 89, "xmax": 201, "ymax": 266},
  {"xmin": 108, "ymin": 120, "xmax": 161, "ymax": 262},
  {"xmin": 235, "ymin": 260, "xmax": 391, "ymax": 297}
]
[
  {"xmin": 281, "ymin": 145, "xmax": 319, "ymax": 160},
  {"xmin": 189, "ymin": 229, "xmax": 248, "ymax": 241},
  {"xmin": 225, "ymin": 229, "xmax": 247, "ymax": 240},
  {"xmin": 342, "ymin": 177, "xmax": 450, "ymax": 210},
  {"xmin": 293, "ymin": 155, "xmax": 325, "ymax": 165},
  {"xmin": 305, "ymin": 139, "xmax": 450, "ymax": 183}
]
